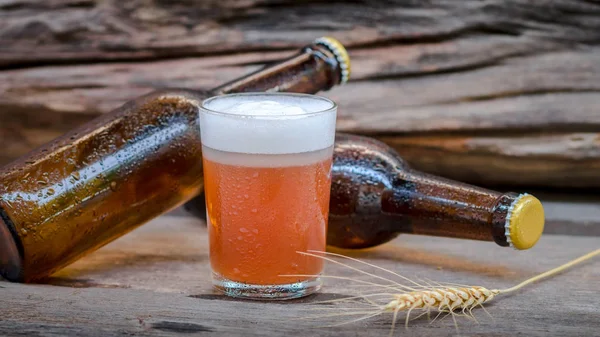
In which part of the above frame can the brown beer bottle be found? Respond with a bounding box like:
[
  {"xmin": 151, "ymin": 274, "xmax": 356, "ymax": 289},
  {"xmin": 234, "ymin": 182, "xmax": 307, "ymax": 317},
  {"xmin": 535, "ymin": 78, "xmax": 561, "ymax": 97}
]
[
  {"xmin": 0, "ymin": 37, "xmax": 351, "ymax": 282},
  {"xmin": 187, "ymin": 133, "xmax": 545, "ymax": 250},
  {"xmin": 328, "ymin": 134, "xmax": 544, "ymax": 250}
]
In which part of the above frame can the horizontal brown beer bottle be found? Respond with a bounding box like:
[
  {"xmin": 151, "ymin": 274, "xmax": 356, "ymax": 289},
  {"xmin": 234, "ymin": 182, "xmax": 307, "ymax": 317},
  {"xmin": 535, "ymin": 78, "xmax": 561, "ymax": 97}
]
[
  {"xmin": 0, "ymin": 37, "xmax": 351, "ymax": 282},
  {"xmin": 327, "ymin": 134, "xmax": 544, "ymax": 249},
  {"xmin": 186, "ymin": 133, "xmax": 545, "ymax": 250}
]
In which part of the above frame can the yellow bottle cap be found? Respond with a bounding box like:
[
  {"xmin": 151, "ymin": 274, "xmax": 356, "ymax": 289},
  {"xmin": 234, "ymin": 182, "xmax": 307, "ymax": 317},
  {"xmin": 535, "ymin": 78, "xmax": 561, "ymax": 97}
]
[
  {"xmin": 314, "ymin": 37, "xmax": 351, "ymax": 84},
  {"xmin": 505, "ymin": 194, "xmax": 545, "ymax": 250}
]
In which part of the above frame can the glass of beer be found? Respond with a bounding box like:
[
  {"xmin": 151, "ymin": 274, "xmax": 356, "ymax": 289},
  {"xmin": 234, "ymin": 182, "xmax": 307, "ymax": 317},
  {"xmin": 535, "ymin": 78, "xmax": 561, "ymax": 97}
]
[{"xmin": 199, "ymin": 93, "xmax": 337, "ymax": 300}]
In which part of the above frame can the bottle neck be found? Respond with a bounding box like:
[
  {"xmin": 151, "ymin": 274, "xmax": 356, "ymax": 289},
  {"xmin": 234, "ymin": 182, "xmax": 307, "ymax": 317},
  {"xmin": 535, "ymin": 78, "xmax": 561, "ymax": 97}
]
[
  {"xmin": 381, "ymin": 170, "xmax": 515, "ymax": 247},
  {"xmin": 211, "ymin": 44, "xmax": 343, "ymax": 95}
]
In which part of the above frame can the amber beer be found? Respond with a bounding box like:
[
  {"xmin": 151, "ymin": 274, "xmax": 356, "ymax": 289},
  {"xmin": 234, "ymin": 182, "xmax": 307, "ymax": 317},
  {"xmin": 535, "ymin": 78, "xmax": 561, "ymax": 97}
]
[
  {"xmin": 0, "ymin": 37, "xmax": 351, "ymax": 282},
  {"xmin": 200, "ymin": 93, "xmax": 337, "ymax": 299}
]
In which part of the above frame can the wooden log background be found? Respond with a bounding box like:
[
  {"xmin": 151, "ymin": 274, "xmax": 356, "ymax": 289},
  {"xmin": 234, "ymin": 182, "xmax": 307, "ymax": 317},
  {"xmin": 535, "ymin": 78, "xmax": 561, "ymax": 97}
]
[{"xmin": 1, "ymin": 0, "xmax": 600, "ymax": 189}]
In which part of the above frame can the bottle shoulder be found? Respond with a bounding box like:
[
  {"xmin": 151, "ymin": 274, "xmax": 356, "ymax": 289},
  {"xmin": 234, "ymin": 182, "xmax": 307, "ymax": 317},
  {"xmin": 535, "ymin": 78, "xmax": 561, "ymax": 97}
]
[{"xmin": 333, "ymin": 133, "xmax": 409, "ymax": 184}]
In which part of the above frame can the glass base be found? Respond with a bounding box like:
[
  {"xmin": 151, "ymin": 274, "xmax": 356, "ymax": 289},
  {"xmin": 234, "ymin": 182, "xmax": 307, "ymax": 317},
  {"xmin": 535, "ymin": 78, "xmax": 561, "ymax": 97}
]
[{"xmin": 212, "ymin": 273, "xmax": 322, "ymax": 300}]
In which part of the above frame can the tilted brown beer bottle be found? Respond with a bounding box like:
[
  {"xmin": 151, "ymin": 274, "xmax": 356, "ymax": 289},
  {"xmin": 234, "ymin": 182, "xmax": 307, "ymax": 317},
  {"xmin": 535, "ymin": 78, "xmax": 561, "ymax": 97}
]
[
  {"xmin": 186, "ymin": 134, "xmax": 545, "ymax": 250},
  {"xmin": 0, "ymin": 37, "xmax": 351, "ymax": 282}
]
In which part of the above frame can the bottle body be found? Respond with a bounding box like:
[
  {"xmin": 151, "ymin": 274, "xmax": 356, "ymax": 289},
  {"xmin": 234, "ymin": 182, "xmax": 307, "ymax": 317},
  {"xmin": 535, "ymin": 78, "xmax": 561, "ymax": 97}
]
[
  {"xmin": 0, "ymin": 90, "xmax": 204, "ymax": 281},
  {"xmin": 0, "ymin": 38, "xmax": 350, "ymax": 282}
]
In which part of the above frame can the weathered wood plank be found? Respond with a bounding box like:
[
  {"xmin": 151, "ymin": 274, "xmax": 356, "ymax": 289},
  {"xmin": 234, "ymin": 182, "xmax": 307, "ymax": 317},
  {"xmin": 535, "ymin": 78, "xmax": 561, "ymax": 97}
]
[
  {"xmin": 1, "ymin": 215, "xmax": 599, "ymax": 336},
  {"xmin": 1, "ymin": 0, "xmax": 599, "ymax": 67},
  {"xmin": 3, "ymin": 48, "xmax": 600, "ymax": 133},
  {"xmin": 383, "ymin": 132, "xmax": 600, "ymax": 188}
]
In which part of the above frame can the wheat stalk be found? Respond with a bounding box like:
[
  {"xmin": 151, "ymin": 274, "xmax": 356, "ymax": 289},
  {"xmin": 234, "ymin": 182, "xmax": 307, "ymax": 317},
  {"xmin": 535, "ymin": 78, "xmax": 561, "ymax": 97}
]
[{"xmin": 288, "ymin": 248, "xmax": 600, "ymax": 335}]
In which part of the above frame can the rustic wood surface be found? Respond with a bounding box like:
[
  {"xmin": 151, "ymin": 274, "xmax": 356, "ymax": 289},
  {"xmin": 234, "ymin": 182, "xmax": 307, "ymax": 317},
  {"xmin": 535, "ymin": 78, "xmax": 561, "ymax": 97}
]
[
  {"xmin": 1, "ymin": 214, "xmax": 599, "ymax": 337},
  {"xmin": 1, "ymin": 0, "xmax": 600, "ymax": 188}
]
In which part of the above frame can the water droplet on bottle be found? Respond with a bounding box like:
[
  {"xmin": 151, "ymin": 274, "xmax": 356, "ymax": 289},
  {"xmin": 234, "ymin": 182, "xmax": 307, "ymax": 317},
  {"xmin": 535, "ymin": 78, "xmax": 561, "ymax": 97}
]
[
  {"xmin": 239, "ymin": 228, "xmax": 248, "ymax": 233},
  {"xmin": 110, "ymin": 181, "xmax": 117, "ymax": 191}
]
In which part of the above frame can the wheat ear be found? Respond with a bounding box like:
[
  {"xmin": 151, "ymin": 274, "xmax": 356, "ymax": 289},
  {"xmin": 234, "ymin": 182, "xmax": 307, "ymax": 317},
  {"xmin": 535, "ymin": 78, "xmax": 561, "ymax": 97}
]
[{"xmin": 299, "ymin": 248, "xmax": 599, "ymax": 334}]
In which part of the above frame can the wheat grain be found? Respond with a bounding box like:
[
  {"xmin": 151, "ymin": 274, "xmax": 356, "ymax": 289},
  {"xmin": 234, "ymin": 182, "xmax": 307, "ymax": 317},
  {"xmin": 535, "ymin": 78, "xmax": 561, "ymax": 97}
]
[{"xmin": 289, "ymin": 248, "xmax": 599, "ymax": 335}]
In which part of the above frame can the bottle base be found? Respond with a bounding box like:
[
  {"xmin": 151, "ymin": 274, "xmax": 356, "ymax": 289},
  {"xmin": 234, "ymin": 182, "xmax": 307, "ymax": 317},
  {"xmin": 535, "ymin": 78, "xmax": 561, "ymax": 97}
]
[
  {"xmin": 0, "ymin": 206, "xmax": 23, "ymax": 282},
  {"xmin": 212, "ymin": 273, "xmax": 322, "ymax": 300}
]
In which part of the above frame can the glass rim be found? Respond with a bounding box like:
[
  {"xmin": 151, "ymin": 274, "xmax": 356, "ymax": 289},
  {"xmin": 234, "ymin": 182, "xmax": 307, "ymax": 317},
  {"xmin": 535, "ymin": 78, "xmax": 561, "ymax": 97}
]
[{"xmin": 200, "ymin": 92, "xmax": 337, "ymax": 119}]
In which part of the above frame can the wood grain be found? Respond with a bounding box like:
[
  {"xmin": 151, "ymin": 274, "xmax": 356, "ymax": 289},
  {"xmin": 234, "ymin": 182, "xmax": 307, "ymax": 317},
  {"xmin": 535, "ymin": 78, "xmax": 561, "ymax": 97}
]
[
  {"xmin": 1, "ymin": 0, "xmax": 599, "ymax": 67},
  {"xmin": 1, "ymin": 215, "xmax": 599, "ymax": 336},
  {"xmin": 383, "ymin": 133, "xmax": 600, "ymax": 188},
  {"xmin": 1, "ymin": 0, "xmax": 600, "ymax": 188}
]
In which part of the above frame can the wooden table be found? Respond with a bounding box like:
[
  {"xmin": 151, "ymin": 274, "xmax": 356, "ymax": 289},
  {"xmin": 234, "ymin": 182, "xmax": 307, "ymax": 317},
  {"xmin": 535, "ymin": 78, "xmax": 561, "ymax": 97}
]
[{"xmin": 1, "ymin": 202, "xmax": 599, "ymax": 337}]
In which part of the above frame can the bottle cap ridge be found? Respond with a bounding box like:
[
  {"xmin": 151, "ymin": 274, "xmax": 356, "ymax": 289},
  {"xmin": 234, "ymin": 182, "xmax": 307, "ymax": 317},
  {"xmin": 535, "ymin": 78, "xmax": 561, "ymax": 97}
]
[
  {"xmin": 505, "ymin": 194, "xmax": 545, "ymax": 250},
  {"xmin": 314, "ymin": 37, "xmax": 351, "ymax": 85}
]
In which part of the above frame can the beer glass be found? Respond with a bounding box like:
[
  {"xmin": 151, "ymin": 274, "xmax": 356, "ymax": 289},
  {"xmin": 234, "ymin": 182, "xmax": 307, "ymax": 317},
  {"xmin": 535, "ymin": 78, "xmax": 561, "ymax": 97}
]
[{"xmin": 199, "ymin": 93, "xmax": 337, "ymax": 299}]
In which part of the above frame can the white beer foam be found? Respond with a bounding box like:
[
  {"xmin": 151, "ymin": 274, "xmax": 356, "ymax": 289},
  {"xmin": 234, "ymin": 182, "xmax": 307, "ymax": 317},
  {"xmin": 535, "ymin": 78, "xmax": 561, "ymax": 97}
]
[{"xmin": 200, "ymin": 94, "xmax": 336, "ymax": 155}]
